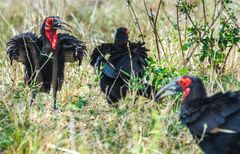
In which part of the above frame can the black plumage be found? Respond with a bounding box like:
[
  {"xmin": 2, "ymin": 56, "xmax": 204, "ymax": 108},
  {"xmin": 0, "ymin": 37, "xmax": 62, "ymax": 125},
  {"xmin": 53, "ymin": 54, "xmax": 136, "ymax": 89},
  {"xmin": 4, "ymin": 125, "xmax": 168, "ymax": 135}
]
[
  {"xmin": 7, "ymin": 16, "xmax": 86, "ymax": 109},
  {"xmin": 155, "ymin": 76, "xmax": 240, "ymax": 154},
  {"xmin": 7, "ymin": 32, "xmax": 52, "ymax": 92},
  {"xmin": 91, "ymin": 27, "xmax": 155, "ymax": 104}
]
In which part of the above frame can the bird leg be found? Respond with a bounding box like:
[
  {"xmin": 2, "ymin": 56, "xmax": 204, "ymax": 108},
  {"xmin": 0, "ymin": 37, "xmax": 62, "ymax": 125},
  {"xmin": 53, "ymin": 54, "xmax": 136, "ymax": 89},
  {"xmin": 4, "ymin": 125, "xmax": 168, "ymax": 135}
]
[
  {"xmin": 53, "ymin": 88, "xmax": 57, "ymax": 110},
  {"xmin": 28, "ymin": 45, "xmax": 43, "ymax": 87},
  {"xmin": 52, "ymin": 50, "xmax": 59, "ymax": 110},
  {"xmin": 29, "ymin": 91, "xmax": 36, "ymax": 105}
]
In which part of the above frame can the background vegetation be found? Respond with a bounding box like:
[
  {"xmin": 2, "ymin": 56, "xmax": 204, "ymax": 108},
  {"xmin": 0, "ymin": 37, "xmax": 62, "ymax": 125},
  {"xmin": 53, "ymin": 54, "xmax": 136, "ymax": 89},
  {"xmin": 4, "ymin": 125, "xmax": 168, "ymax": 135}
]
[{"xmin": 0, "ymin": 0, "xmax": 240, "ymax": 153}]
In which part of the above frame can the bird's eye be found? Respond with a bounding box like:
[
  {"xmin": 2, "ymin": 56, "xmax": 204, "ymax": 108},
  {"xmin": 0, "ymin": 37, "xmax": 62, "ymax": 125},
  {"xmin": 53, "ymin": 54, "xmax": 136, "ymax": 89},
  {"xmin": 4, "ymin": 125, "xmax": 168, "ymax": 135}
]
[
  {"xmin": 125, "ymin": 29, "xmax": 129, "ymax": 34},
  {"xmin": 46, "ymin": 18, "xmax": 54, "ymax": 26},
  {"xmin": 179, "ymin": 80, "xmax": 183, "ymax": 85},
  {"xmin": 178, "ymin": 77, "xmax": 192, "ymax": 88}
]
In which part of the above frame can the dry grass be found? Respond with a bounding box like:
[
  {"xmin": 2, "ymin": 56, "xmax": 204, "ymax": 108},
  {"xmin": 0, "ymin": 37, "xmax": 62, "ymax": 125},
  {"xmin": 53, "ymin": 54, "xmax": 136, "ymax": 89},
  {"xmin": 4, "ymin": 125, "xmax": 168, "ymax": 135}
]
[{"xmin": 0, "ymin": 0, "xmax": 240, "ymax": 153}]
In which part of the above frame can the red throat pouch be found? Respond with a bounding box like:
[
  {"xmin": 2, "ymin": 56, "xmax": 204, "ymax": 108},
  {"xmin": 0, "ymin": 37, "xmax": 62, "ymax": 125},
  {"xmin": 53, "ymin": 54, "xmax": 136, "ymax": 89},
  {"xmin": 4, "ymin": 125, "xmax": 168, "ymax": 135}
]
[{"xmin": 45, "ymin": 28, "xmax": 58, "ymax": 50}]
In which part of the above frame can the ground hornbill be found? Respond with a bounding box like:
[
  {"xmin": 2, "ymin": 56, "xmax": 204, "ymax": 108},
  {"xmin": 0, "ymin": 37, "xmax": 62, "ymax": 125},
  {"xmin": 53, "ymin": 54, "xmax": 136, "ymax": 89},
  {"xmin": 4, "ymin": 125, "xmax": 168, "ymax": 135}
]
[
  {"xmin": 155, "ymin": 76, "xmax": 240, "ymax": 154},
  {"xmin": 90, "ymin": 27, "xmax": 155, "ymax": 104},
  {"xmin": 7, "ymin": 16, "xmax": 86, "ymax": 110}
]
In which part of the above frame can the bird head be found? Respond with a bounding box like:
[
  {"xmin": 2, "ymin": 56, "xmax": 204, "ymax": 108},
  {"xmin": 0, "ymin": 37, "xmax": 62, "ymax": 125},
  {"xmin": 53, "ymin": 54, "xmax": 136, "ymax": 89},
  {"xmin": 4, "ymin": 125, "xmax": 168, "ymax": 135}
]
[
  {"xmin": 41, "ymin": 16, "xmax": 71, "ymax": 50},
  {"xmin": 154, "ymin": 76, "xmax": 206, "ymax": 103},
  {"xmin": 114, "ymin": 27, "xmax": 129, "ymax": 44}
]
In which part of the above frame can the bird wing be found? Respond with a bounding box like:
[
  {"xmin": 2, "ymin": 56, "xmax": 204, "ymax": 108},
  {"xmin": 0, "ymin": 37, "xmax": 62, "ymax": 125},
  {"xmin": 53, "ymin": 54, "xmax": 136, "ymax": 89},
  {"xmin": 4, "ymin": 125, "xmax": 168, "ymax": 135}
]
[
  {"xmin": 180, "ymin": 91, "xmax": 240, "ymax": 135},
  {"xmin": 6, "ymin": 33, "xmax": 53, "ymax": 91},
  {"xmin": 58, "ymin": 33, "xmax": 86, "ymax": 65},
  {"xmin": 112, "ymin": 41, "xmax": 148, "ymax": 78},
  {"xmin": 92, "ymin": 41, "xmax": 148, "ymax": 79},
  {"xmin": 7, "ymin": 32, "xmax": 39, "ymax": 65},
  {"xmin": 90, "ymin": 43, "xmax": 113, "ymax": 68}
]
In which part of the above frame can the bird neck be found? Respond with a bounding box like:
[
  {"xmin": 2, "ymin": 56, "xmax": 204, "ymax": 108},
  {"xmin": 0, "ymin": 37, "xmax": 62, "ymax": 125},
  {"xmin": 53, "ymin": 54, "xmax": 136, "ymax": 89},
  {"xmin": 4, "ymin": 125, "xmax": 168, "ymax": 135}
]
[
  {"xmin": 113, "ymin": 41, "xmax": 128, "ymax": 48},
  {"xmin": 45, "ymin": 28, "xmax": 58, "ymax": 50},
  {"xmin": 182, "ymin": 84, "xmax": 207, "ymax": 104}
]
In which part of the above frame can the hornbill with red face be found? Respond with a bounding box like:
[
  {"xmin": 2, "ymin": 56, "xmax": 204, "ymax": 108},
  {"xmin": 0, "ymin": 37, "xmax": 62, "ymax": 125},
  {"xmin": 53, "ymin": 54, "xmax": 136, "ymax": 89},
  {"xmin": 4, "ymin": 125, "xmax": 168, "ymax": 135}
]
[
  {"xmin": 7, "ymin": 16, "xmax": 86, "ymax": 110},
  {"xmin": 155, "ymin": 76, "xmax": 240, "ymax": 154},
  {"xmin": 90, "ymin": 27, "xmax": 155, "ymax": 104}
]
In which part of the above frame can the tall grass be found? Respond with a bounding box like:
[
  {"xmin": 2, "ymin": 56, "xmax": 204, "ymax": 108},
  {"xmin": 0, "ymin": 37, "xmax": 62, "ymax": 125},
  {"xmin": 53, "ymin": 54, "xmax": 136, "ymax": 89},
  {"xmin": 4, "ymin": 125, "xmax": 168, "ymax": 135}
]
[{"xmin": 0, "ymin": 0, "xmax": 240, "ymax": 153}]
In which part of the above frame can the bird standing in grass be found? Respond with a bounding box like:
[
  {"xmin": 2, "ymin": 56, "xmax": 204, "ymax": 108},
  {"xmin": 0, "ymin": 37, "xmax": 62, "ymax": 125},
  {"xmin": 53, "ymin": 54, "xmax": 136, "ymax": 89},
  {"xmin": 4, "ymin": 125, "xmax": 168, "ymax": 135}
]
[
  {"xmin": 90, "ymin": 27, "xmax": 155, "ymax": 104},
  {"xmin": 155, "ymin": 76, "xmax": 240, "ymax": 154},
  {"xmin": 7, "ymin": 16, "xmax": 86, "ymax": 110}
]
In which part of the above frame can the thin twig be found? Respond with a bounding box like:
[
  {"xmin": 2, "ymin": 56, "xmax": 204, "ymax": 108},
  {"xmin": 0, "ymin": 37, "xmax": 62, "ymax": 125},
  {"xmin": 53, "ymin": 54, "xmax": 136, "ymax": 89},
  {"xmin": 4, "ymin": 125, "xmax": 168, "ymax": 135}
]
[
  {"xmin": 88, "ymin": 0, "xmax": 99, "ymax": 31},
  {"xmin": 142, "ymin": 0, "xmax": 167, "ymax": 63},
  {"xmin": 162, "ymin": 6, "xmax": 177, "ymax": 29},
  {"xmin": 201, "ymin": 0, "xmax": 207, "ymax": 27},
  {"xmin": 47, "ymin": 144, "xmax": 80, "ymax": 154},
  {"xmin": 176, "ymin": 2, "xmax": 185, "ymax": 65},
  {"xmin": 220, "ymin": 46, "xmax": 233, "ymax": 72},
  {"xmin": 127, "ymin": 0, "xmax": 145, "ymax": 42}
]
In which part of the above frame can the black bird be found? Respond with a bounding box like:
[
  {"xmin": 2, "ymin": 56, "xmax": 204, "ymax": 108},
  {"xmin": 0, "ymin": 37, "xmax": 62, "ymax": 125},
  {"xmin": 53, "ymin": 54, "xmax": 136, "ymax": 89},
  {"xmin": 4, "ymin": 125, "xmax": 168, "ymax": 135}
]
[
  {"xmin": 7, "ymin": 16, "xmax": 86, "ymax": 110},
  {"xmin": 90, "ymin": 27, "xmax": 155, "ymax": 104},
  {"xmin": 155, "ymin": 76, "xmax": 240, "ymax": 154}
]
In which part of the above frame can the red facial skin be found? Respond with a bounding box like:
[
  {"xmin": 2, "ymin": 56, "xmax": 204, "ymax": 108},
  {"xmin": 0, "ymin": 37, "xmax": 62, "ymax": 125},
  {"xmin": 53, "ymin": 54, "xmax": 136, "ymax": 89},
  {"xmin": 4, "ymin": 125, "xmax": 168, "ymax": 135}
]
[
  {"xmin": 45, "ymin": 18, "xmax": 58, "ymax": 50},
  {"xmin": 178, "ymin": 77, "xmax": 192, "ymax": 102},
  {"xmin": 125, "ymin": 29, "xmax": 129, "ymax": 35},
  {"xmin": 123, "ymin": 29, "xmax": 128, "ymax": 44}
]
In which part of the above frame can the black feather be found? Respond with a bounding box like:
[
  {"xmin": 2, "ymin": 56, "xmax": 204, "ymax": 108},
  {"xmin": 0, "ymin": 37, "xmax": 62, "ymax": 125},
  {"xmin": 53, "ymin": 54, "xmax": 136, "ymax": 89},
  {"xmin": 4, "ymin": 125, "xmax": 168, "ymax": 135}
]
[
  {"xmin": 91, "ymin": 41, "xmax": 155, "ymax": 104},
  {"xmin": 178, "ymin": 76, "xmax": 240, "ymax": 153},
  {"xmin": 6, "ymin": 32, "xmax": 52, "ymax": 92},
  {"xmin": 181, "ymin": 91, "xmax": 240, "ymax": 134},
  {"xmin": 90, "ymin": 43, "xmax": 112, "ymax": 68},
  {"xmin": 58, "ymin": 33, "xmax": 86, "ymax": 65}
]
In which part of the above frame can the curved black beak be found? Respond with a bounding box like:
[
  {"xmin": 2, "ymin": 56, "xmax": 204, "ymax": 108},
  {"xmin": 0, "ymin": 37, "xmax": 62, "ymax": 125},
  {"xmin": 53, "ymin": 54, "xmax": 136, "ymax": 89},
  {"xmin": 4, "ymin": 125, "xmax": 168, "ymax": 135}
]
[
  {"xmin": 52, "ymin": 18, "xmax": 72, "ymax": 33},
  {"xmin": 154, "ymin": 77, "xmax": 183, "ymax": 101}
]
